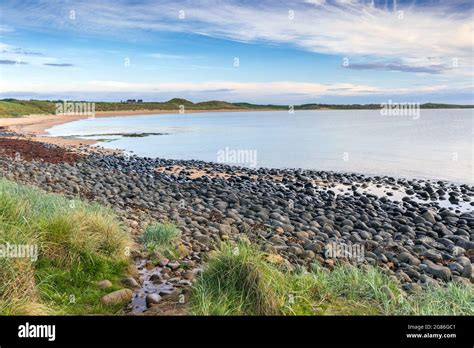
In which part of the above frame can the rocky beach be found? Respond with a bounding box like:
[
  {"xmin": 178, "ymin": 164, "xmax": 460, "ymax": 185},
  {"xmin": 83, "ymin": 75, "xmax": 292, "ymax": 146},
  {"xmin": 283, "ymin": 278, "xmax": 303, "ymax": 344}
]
[
  {"xmin": 0, "ymin": 127, "xmax": 472, "ymax": 314},
  {"xmin": 2, "ymin": 2, "xmax": 474, "ymax": 345}
]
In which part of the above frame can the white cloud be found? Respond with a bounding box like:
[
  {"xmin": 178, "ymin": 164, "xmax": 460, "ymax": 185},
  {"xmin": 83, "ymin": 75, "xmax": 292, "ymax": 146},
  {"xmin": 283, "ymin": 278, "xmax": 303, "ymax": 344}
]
[
  {"xmin": 305, "ymin": 0, "xmax": 326, "ymax": 5},
  {"xmin": 1, "ymin": 79, "xmax": 468, "ymax": 100},
  {"xmin": 2, "ymin": 1, "xmax": 471, "ymax": 76},
  {"xmin": 149, "ymin": 53, "xmax": 187, "ymax": 60},
  {"xmin": 0, "ymin": 0, "xmax": 472, "ymax": 102},
  {"xmin": 0, "ymin": 42, "xmax": 15, "ymax": 51}
]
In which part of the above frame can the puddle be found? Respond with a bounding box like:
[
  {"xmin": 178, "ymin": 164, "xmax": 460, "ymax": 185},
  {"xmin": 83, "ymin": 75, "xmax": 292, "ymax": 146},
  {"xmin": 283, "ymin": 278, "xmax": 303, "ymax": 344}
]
[
  {"xmin": 128, "ymin": 259, "xmax": 175, "ymax": 314},
  {"xmin": 328, "ymin": 182, "xmax": 472, "ymax": 213}
]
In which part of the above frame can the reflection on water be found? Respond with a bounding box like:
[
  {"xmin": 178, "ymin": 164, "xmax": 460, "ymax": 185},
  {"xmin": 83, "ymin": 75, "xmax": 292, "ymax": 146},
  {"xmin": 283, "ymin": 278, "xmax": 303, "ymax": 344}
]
[{"xmin": 47, "ymin": 109, "xmax": 473, "ymax": 184}]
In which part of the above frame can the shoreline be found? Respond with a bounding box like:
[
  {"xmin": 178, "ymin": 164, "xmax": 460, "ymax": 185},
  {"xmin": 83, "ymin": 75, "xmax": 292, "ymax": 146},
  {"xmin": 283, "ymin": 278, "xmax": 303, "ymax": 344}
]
[
  {"xmin": 1, "ymin": 109, "xmax": 472, "ymax": 185},
  {"xmin": 0, "ymin": 108, "xmax": 277, "ymax": 146},
  {"xmin": 0, "ymin": 136, "xmax": 472, "ymax": 308}
]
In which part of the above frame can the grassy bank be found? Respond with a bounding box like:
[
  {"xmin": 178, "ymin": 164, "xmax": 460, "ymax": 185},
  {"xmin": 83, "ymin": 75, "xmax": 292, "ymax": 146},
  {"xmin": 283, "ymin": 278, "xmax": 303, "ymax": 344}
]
[
  {"xmin": 0, "ymin": 176, "xmax": 471, "ymax": 316},
  {"xmin": 190, "ymin": 242, "xmax": 473, "ymax": 315},
  {"xmin": 0, "ymin": 100, "xmax": 56, "ymax": 117},
  {"xmin": 1, "ymin": 98, "xmax": 472, "ymax": 117},
  {"xmin": 0, "ymin": 178, "xmax": 132, "ymax": 315},
  {"xmin": 0, "ymin": 98, "xmax": 246, "ymax": 117}
]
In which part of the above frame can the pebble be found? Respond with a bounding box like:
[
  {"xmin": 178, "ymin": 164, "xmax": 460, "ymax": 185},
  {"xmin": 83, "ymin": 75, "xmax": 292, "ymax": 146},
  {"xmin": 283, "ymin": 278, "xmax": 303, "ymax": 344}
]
[
  {"xmin": 97, "ymin": 280, "xmax": 113, "ymax": 289},
  {"xmin": 1, "ymin": 143, "xmax": 472, "ymax": 298},
  {"xmin": 145, "ymin": 293, "xmax": 161, "ymax": 307},
  {"xmin": 422, "ymin": 260, "xmax": 452, "ymax": 282},
  {"xmin": 121, "ymin": 277, "xmax": 140, "ymax": 288},
  {"xmin": 101, "ymin": 289, "xmax": 133, "ymax": 305}
]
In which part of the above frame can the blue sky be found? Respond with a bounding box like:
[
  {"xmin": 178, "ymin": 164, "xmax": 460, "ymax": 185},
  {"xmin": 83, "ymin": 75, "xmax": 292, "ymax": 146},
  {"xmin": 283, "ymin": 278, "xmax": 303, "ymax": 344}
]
[{"xmin": 0, "ymin": 0, "xmax": 473, "ymax": 104}]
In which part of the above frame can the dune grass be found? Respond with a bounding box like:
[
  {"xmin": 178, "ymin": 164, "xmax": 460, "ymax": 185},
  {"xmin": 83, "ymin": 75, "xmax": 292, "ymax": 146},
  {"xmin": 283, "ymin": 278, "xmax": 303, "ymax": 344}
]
[
  {"xmin": 190, "ymin": 242, "xmax": 473, "ymax": 316},
  {"xmin": 0, "ymin": 100, "xmax": 55, "ymax": 117},
  {"xmin": 190, "ymin": 242, "xmax": 288, "ymax": 315},
  {"xmin": 395, "ymin": 282, "xmax": 473, "ymax": 315},
  {"xmin": 1, "ymin": 99, "xmax": 471, "ymax": 117},
  {"xmin": 141, "ymin": 222, "xmax": 181, "ymax": 259},
  {"xmin": 0, "ymin": 178, "xmax": 131, "ymax": 315},
  {"xmin": 0, "ymin": 98, "xmax": 242, "ymax": 117}
]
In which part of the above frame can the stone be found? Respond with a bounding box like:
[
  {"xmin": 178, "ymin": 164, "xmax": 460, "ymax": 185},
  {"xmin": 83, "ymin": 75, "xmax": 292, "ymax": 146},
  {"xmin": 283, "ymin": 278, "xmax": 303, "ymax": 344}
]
[
  {"xmin": 422, "ymin": 210, "xmax": 437, "ymax": 224},
  {"xmin": 167, "ymin": 261, "xmax": 180, "ymax": 271},
  {"xmin": 295, "ymin": 231, "xmax": 310, "ymax": 240},
  {"xmin": 396, "ymin": 270, "xmax": 412, "ymax": 283},
  {"xmin": 121, "ymin": 276, "xmax": 139, "ymax": 288},
  {"xmin": 398, "ymin": 252, "xmax": 420, "ymax": 266},
  {"xmin": 301, "ymin": 250, "xmax": 315, "ymax": 259},
  {"xmin": 195, "ymin": 234, "xmax": 211, "ymax": 246},
  {"xmin": 306, "ymin": 243, "xmax": 322, "ymax": 253},
  {"xmin": 448, "ymin": 262, "xmax": 464, "ymax": 275},
  {"xmin": 461, "ymin": 263, "xmax": 472, "ymax": 279},
  {"xmin": 422, "ymin": 250, "xmax": 443, "ymax": 263},
  {"xmin": 183, "ymin": 271, "xmax": 195, "ymax": 280},
  {"xmin": 266, "ymin": 253, "xmax": 285, "ymax": 264},
  {"xmin": 403, "ymin": 266, "xmax": 421, "ymax": 280},
  {"xmin": 158, "ymin": 257, "xmax": 170, "ymax": 267},
  {"xmin": 163, "ymin": 289, "xmax": 183, "ymax": 302},
  {"xmin": 97, "ymin": 280, "xmax": 112, "ymax": 289},
  {"xmin": 146, "ymin": 293, "xmax": 161, "ymax": 307},
  {"xmin": 402, "ymin": 283, "xmax": 422, "ymax": 294},
  {"xmin": 149, "ymin": 274, "xmax": 163, "ymax": 284},
  {"xmin": 287, "ymin": 246, "xmax": 303, "ymax": 255},
  {"xmin": 274, "ymin": 227, "xmax": 285, "ymax": 235},
  {"xmin": 269, "ymin": 235, "xmax": 286, "ymax": 245},
  {"xmin": 423, "ymin": 260, "xmax": 452, "ymax": 282},
  {"xmin": 101, "ymin": 289, "xmax": 133, "ymax": 305},
  {"xmin": 453, "ymin": 276, "xmax": 471, "ymax": 286}
]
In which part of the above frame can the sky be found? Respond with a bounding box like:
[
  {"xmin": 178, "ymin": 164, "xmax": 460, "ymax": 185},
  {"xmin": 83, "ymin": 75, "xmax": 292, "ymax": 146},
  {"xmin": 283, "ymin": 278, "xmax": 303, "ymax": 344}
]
[{"xmin": 0, "ymin": 0, "xmax": 473, "ymax": 104}]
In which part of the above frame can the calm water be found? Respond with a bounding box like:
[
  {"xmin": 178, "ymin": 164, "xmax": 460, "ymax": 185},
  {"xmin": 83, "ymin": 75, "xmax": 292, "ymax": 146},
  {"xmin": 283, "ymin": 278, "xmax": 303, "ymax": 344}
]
[{"xmin": 47, "ymin": 109, "xmax": 473, "ymax": 184}]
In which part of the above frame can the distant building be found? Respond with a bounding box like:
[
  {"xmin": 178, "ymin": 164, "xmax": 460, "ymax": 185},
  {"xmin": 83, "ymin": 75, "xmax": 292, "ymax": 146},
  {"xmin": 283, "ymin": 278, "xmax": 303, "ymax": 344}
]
[{"xmin": 137, "ymin": 99, "xmax": 143, "ymax": 103}]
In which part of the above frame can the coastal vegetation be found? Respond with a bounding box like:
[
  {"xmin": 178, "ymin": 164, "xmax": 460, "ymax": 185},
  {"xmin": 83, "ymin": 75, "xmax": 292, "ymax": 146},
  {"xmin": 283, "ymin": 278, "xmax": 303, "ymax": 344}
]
[
  {"xmin": 0, "ymin": 173, "xmax": 472, "ymax": 316},
  {"xmin": 0, "ymin": 179, "xmax": 131, "ymax": 315},
  {"xmin": 141, "ymin": 222, "xmax": 181, "ymax": 259},
  {"xmin": 190, "ymin": 241, "xmax": 473, "ymax": 316},
  {"xmin": 1, "ymin": 98, "xmax": 472, "ymax": 117},
  {"xmin": 0, "ymin": 137, "xmax": 472, "ymax": 317}
]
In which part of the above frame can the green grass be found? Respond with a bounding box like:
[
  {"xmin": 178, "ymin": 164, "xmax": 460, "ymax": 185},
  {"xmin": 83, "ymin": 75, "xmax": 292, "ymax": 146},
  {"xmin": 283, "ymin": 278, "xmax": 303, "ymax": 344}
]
[
  {"xmin": 141, "ymin": 222, "xmax": 181, "ymax": 259},
  {"xmin": 0, "ymin": 178, "xmax": 131, "ymax": 315},
  {"xmin": 395, "ymin": 283, "xmax": 474, "ymax": 315},
  {"xmin": 2, "ymin": 98, "xmax": 472, "ymax": 117},
  {"xmin": 0, "ymin": 100, "xmax": 55, "ymax": 117},
  {"xmin": 0, "ymin": 98, "xmax": 243, "ymax": 117},
  {"xmin": 190, "ymin": 242, "xmax": 288, "ymax": 315},
  {"xmin": 190, "ymin": 242, "xmax": 474, "ymax": 316}
]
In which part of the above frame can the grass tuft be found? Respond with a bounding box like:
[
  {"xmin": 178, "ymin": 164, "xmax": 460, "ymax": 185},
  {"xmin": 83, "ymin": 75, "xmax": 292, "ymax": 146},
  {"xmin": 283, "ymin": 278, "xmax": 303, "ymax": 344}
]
[
  {"xmin": 189, "ymin": 242, "xmax": 333, "ymax": 315},
  {"xmin": 0, "ymin": 178, "xmax": 131, "ymax": 315},
  {"xmin": 141, "ymin": 222, "xmax": 181, "ymax": 259},
  {"xmin": 190, "ymin": 242, "xmax": 473, "ymax": 316}
]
